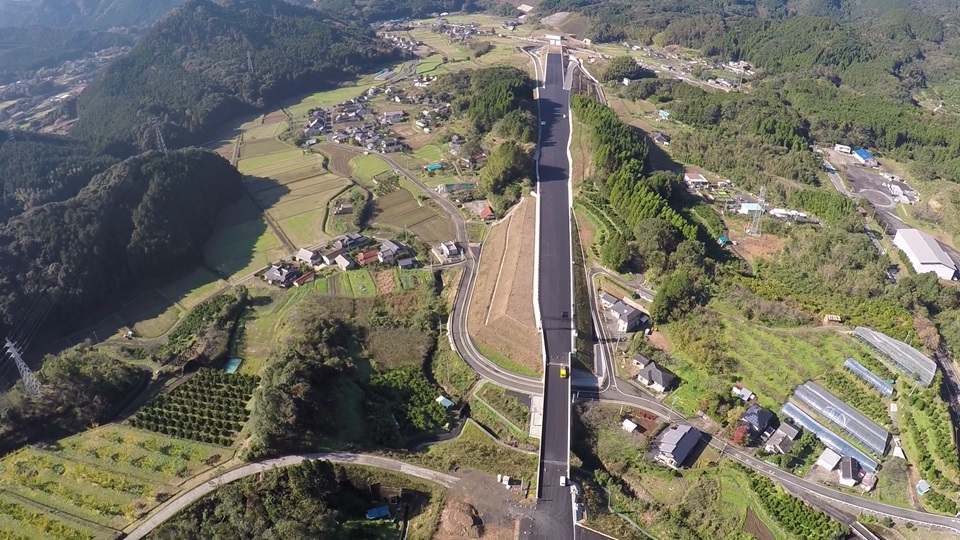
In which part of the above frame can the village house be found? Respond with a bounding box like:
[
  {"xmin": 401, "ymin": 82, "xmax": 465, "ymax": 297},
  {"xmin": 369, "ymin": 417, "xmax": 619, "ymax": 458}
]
[
  {"xmin": 655, "ymin": 424, "xmax": 700, "ymax": 469},
  {"xmin": 599, "ymin": 292, "xmax": 618, "ymax": 310},
  {"xmin": 335, "ymin": 254, "xmax": 355, "ymax": 271},
  {"xmin": 652, "ymin": 131, "xmax": 671, "ymax": 146},
  {"xmin": 379, "ymin": 240, "xmax": 403, "ymax": 264},
  {"xmin": 294, "ymin": 248, "xmax": 320, "ymax": 266},
  {"xmin": 683, "ymin": 168, "xmax": 709, "ymax": 190},
  {"xmin": 382, "ymin": 110, "xmax": 406, "ymax": 124},
  {"xmin": 264, "ymin": 264, "xmax": 299, "ymax": 287},
  {"xmin": 356, "ymin": 249, "xmax": 380, "ymax": 266},
  {"xmin": 740, "ymin": 404, "xmax": 774, "ymax": 437},
  {"xmin": 479, "ymin": 206, "xmax": 495, "ymax": 221},
  {"xmin": 839, "ymin": 456, "xmax": 860, "ymax": 488},
  {"xmin": 435, "ymin": 241, "xmax": 461, "ymax": 262},
  {"xmin": 637, "ymin": 362, "xmax": 677, "ymax": 392},
  {"xmin": 609, "ymin": 300, "xmax": 648, "ymax": 332},
  {"xmin": 397, "ymin": 257, "xmax": 417, "ymax": 270},
  {"xmin": 764, "ymin": 423, "xmax": 800, "ymax": 454}
]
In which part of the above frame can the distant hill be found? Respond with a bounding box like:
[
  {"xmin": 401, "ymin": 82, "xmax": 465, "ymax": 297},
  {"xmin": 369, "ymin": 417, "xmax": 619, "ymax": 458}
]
[
  {"xmin": 0, "ymin": 130, "xmax": 117, "ymax": 223},
  {"xmin": 310, "ymin": 0, "xmax": 472, "ymax": 24},
  {"xmin": 0, "ymin": 26, "xmax": 133, "ymax": 84},
  {"xmin": 0, "ymin": 148, "xmax": 243, "ymax": 330},
  {"xmin": 72, "ymin": 0, "xmax": 404, "ymax": 152},
  {"xmin": 0, "ymin": 0, "xmax": 190, "ymax": 29}
]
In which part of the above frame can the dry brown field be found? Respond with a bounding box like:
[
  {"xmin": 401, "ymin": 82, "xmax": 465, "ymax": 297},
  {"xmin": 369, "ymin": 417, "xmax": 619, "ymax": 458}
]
[{"xmin": 467, "ymin": 197, "xmax": 541, "ymax": 375}]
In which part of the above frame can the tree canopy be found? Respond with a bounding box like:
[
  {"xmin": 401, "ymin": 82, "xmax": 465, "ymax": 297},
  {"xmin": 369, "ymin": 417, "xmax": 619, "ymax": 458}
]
[{"xmin": 0, "ymin": 148, "xmax": 243, "ymax": 331}]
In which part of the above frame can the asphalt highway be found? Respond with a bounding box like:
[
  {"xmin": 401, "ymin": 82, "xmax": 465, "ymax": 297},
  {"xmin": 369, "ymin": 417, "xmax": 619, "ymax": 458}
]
[{"xmin": 524, "ymin": 50, "xmax": 577, "ymax": 540}]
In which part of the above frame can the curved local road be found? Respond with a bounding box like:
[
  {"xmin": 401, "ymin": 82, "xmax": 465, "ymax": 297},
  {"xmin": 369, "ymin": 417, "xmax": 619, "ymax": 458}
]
[{"xmin": 123, "ymin": 453, "xmax": 458, "ymax": 540}]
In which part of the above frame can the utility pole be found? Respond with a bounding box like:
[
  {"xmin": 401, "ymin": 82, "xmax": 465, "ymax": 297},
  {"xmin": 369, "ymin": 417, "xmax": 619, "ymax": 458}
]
[{"xmin": 4, "ymin": 339, "xmax": 41, "ymax": 396}]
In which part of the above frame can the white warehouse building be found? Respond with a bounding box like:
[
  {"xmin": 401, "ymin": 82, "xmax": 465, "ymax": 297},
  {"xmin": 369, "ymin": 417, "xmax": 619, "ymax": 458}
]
[{"xmin": 893, "ymin": 228, "xmax": 959, "ymax": 280}]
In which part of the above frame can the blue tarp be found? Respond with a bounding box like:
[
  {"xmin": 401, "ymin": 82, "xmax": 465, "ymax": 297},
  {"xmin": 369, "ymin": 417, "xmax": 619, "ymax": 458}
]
[
  {"xmin": 223, "ymin": 358, "xmax": 243, "ymax": 373},
  {"xmin": 366, "ymin": 506, "xmax": 390, "ymax": 519},
  {"xmin": 426, "ymin": 164, "xmax": 443, "ymax": 171},
  {"xmin": 854, "ymin": 149, "xmax": 874, "ymax": 161}
]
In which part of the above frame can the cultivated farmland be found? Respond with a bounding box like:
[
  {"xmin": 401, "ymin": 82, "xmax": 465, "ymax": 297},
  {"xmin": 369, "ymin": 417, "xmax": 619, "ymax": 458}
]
[
  {"xmin": 665, "ymin": 316, "xmax": 872, "ymax": 415},
  {"xmin": 129, "ymin": 369, "xmax": 259, "ymax": 446},
  {"xmin": 371, "ymin": 190, "xmax": 454, "ymax": 244},
  {"xmin": 467, "ymin": 197, "xmax": 540, "ymax": 375}
]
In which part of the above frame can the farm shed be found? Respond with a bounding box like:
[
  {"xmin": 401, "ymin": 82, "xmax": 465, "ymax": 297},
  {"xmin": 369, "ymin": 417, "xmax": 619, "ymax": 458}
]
[
  {"xmin": 853, "ymin": 149, "xmax": 878, "ymax": 166},
  {"xmin": 893, "ymin": 228, "xmax": 959, "ymax": 281},
  {"xmin": 853, "ymin": 326, "xmax": 936, "ymax": 386},
  {"xmin": 792, "ymin": 382, "xmax": 890, "ymax": 456}
]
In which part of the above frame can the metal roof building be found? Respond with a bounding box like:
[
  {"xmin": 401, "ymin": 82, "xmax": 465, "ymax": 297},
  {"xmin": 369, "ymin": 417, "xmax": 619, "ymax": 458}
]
[
  {"xmin": 893, "ymin": 229, "xmax": 959, "ymax": 281},
  {"xmin": 853, "ymin": 327, "xmax": 937, "ymax": 386},
  {"xmin": 781, "ymin": 402, "xmax": 879, "ymax": 472},
  {"xmin": 844, "ymin": 358, "xmax": 893, "ymax": 397},
  {"xmin": 793, "ymin": 382, "xmax": 890, "ymax": 456}
]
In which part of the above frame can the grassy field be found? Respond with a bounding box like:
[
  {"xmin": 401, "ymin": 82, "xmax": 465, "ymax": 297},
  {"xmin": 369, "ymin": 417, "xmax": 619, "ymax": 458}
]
[
  {"xmin": 476, "ymin": 383, "xmax": 530, "ymax": 431},
  {"xmin": 350, "ymin": 154, "xmax": 392, "ymax": 184},
  {"xmin": 414, "ymin": 421, "xmax": 537, "ymax": 488},
  {"xmin": 202, "ymin": 218, "xmax": 285, "ymax": 281},
  {"xmin": 158, "ymin": 267, "xmax": 227, "ymax": 310},
  {"xmin": 415, "ymin": 54, "xmax": 446, "ymax": 75},
  {"xmin": 665, "ymin": 315, "xmax": 868, "ymax": 415},
  {"xmin": 412, "ymin": 143, "xmax": 445, "ymax": 163}
]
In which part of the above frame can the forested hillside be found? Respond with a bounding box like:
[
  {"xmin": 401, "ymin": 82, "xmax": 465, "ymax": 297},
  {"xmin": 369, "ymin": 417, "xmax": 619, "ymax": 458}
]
[
  {"xmin": 0, "ymin": 27, "xmax": 132, "ymax": 84},
  {"xmin": 311, "ymin": 0, "xmax": 472, "ymax": 23},
  {"xmin": 0, "ymin": 0, "xmax": 190, "ymax": 29},
  {"xmin": 72, "ymin": 0, "xmax": 405, "ymax": 152},
  {"xmin": 0, "ymin": 130, "xmax": 117, "ymax": 222},
  {"xmin": 0, "ymin": 148, "xmax": 243, "ymax": 330}
]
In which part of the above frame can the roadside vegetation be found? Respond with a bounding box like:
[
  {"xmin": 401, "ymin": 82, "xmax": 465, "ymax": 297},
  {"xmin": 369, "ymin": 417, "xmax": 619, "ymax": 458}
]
[{"xmin": 147, "ymin": 459, "xmax": 444, "ymax": 540}]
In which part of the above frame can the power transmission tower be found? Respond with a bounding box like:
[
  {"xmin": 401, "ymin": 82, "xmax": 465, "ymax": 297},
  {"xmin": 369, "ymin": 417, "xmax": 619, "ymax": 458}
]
[
  {"xmin": 746, "ymin": 185, "xmax": 765, "ymax": 237},
  {"xmin": 153, "ymin": 122, "xmax": 167, "ymax": 153},
  {"xmin": 4, "ymin": 339, "xmax": 41, "ymax": 396},
  {"xmin": 247, "ymin": 51, "xmax": 254, "ymax": 74}
]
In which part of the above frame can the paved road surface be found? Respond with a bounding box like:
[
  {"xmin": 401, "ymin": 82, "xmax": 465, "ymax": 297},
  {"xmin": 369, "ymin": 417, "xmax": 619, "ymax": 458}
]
[
  {"xmin": 124, "ymin": 453, "xmax": 458, "ymax": 540},
  {"xmin": 525, "ymin": 49, "xmax": 576, "ymax": 540}
]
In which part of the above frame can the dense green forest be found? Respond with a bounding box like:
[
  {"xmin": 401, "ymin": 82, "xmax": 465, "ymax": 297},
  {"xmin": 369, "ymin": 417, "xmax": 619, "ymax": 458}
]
[
  {"xmin": 0, "ymin": 348, "xmax": 146, "ymax": 455},
  {"xmin": 0, "ymin": 148, "xmax": 243, "ymax": 330},
  {"xmin": 148, "ymin": 459, "xmax": 431, "ymax": 539},
  {"xmin": 0, "ymin": 130, "xmax": 118, "ymax": 222},
  {"xmin": 429, "ymin": 66, "xmax": 536, "ymax": 212},
  {"xmin": 0, "ymin": 27, "xmax": 132, "ymax": 84},
  {"xmin": 0, "ymin": 0, "xmax": 225, "ymax": 29},
  {"xmin": 248, "ymin": 291, "xmax": 447, "ymax": 459},
  {"xmin": 72, "ymin": 0, "xmax": 405, "ymax": 152}
]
